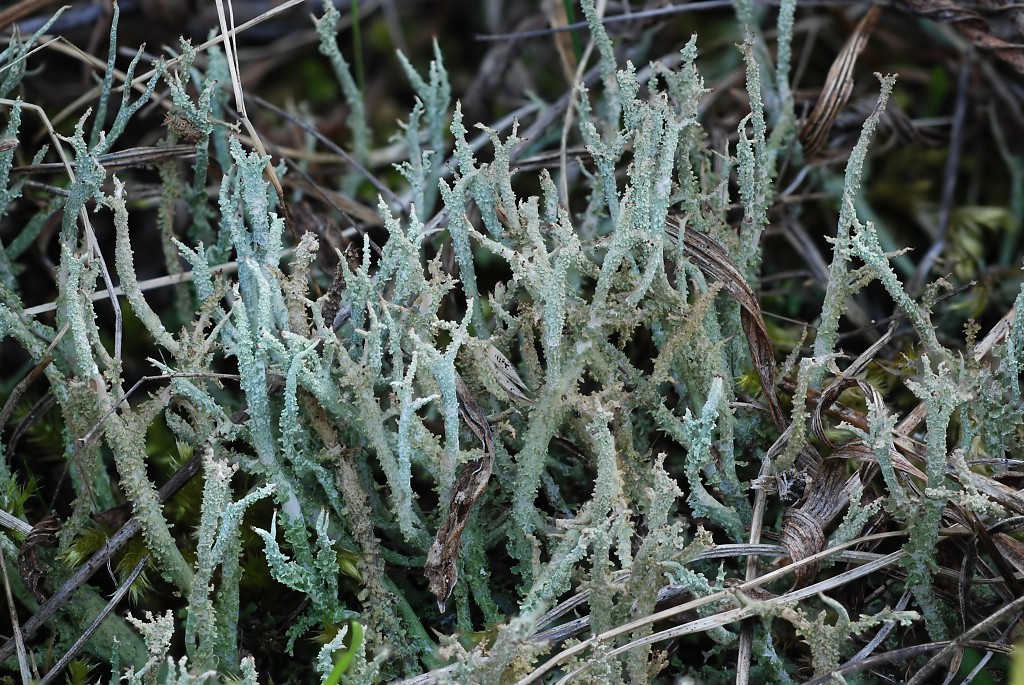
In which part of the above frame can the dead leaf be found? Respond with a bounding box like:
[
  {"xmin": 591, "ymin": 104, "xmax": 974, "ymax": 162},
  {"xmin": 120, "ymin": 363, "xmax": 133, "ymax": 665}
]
[
  {"xmin": 799, "ymin": 5, "xmax": 882, "ymax": 159},
  {"xmin": 424, "ymin": 373, "xmax": 495, "ymax": 611}
]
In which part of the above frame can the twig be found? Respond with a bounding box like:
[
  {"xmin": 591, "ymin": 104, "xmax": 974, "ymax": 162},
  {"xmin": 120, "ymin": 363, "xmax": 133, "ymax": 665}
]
[
  {"xmin": 80, "ymin": 372, "xmax": 240, "ymax": 447},
  {"xmin": 735, "ymin": 454, "xmax": 772, "ymax": 685},
  {"xmin": 0, "ymin": 546, "xmax": 33, "ymax": 682},
  {"xmin": 36, "ymin": 555, "xmax": 149, "ymax": 685},
  {"xmin": 907, "ymin": 592, "xmax": 1024, "ymax": 684},
  {"xmin": 799, "ymin": 640, "xmax": 1007, "ymax": 685},
  {"xmin": 0, "ymin": 455, "xmax": 201, "ymax": 664},
  {"xmin": 0, "ymin": 323, "xmax": 67, "ymax": 430},
  {"xmin": 22, "ymin": 251, "xmax": 296, "ymax": 317},
  {"xmin": 250, "ymin": 94, "xmax": 400, "ymax": 207}
]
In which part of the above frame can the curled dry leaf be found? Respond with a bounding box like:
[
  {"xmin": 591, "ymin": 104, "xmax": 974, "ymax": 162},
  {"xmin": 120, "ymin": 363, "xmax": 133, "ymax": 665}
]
[
  {"xmin": 812, "ymin": 374, "xmax": 928, "ymax": 480},
  {"xmin": 669, "ymin": 217, "xmax": 918, "ymax": 589},
  {"xmin": 667, "ymin": 217, "xmax": 784, "ymax": 427},
  {"xmin": 667, "ymin": 215, "xmax": 820, "ymax": 470},
  {"xmin": 424, "ymin": 372, "xmax": 494, "ymax": 611},
  {"xmin": 818, "ymin": 322, "xmax": 896, "ymax": 416},
  {"xmin": 484, "ymin": 343, "xmax": 532, "ymax": 403},
  {"xmin": 17, "ymin": 514, "xmax": 60, "ymax": 602}
]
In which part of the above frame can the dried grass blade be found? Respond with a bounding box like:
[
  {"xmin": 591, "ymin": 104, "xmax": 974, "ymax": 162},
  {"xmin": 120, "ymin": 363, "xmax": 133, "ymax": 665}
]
[
  {"xmin": 12, "ymin": 145, "xmax": 195, "ymax": 175},
  {"xmin": 545, "ymin": 550, "xmax": 905, "ymax": 685},
  {"xmin": 830, "ymin": 439, "xmax": 926, "ymax": 481},
  {"xmin": 0, "ymin": 546, "xmax": 32, "ymax": 682},
  {"xmin": 516, "ymin": 530, "xmax": 907, "ymax": 685},
  {"xmin": 0, "ymin": 0, "xmax": 60, "ymax": 31},
  {"xmin": 35, "ymin": 556, "xmax": 148, "ymax": 685},
  {"xmin": 905, "ymin": 590, "xmax": 1024, "ymax": 685},
  {"xmin": 799, "ymin": 5, "xmax": 881, "ymax": 159},
  {"xmin": 668, "ymin": 216, "xmax": 786, "ymax": 432},
  {"xmin": 955, "ymin": 506, "xmax": 1024, "ymax": 601},
  {"xmin": 543, "ymin": 0, "xmax": 579, "ymax": 84}
]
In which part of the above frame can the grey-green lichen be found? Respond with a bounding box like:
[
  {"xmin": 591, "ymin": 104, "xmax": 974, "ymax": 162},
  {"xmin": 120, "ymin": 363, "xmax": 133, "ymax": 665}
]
[{"xmin": 0, "ymin": 1, "xmax": 1016, "ymax": 683}]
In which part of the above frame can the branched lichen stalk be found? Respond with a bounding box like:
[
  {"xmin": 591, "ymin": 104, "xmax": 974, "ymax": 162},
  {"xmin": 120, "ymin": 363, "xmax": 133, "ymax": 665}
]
[{"xmin": 812, "ymin": 74, "xmax": 897, "ymax": 375}]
